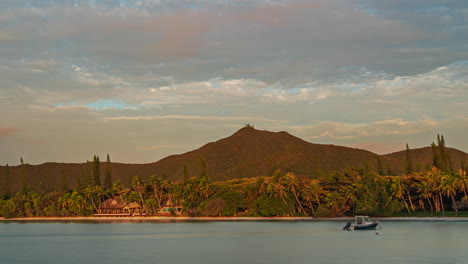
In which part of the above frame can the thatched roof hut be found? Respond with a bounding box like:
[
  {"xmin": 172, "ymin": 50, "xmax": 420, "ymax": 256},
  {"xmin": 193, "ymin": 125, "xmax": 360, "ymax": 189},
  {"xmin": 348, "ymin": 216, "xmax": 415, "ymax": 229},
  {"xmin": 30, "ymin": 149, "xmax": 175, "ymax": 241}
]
[{"xmin": 99, "ymin": 195, "xmax": 126, "ymax": 210}]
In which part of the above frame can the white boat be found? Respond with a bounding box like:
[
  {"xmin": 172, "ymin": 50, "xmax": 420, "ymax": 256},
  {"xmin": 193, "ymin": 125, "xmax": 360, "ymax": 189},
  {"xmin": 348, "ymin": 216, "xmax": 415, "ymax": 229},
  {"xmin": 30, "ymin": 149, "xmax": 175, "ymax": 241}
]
[{"xmin": 343, "ymin": 216, "xmax": 380, "ymax": 231}]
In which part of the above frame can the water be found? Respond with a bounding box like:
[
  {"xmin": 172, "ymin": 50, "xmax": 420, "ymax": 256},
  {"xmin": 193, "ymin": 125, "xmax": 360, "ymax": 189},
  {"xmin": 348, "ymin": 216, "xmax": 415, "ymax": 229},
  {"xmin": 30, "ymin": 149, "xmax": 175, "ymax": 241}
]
[{"xmin": 0, "ymin": 221, "xmax": 467, "ymax": 264}]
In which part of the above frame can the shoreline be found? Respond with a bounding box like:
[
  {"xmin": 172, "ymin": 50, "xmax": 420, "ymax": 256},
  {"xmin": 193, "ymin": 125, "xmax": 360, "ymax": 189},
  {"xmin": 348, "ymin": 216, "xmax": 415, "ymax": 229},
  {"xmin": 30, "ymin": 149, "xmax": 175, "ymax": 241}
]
[{"xmin": 3, "ymin": 216, "xmax": 468, "ymax": 222}]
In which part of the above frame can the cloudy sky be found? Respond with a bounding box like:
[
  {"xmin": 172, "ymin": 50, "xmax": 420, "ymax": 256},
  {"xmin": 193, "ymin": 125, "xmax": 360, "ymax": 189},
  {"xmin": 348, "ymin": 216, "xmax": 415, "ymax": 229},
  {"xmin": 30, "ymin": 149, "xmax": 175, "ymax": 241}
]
[{"xmin": 1, "ymin": 0, "xmax": 468, "ymax": 165}]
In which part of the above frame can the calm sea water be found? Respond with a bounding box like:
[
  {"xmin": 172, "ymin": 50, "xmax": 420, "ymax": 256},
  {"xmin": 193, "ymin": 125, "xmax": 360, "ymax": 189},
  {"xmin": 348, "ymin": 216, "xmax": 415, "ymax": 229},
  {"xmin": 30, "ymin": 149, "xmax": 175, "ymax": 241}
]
[{"xmin": 0, "ymin": 221, "xmax": 467, "ymax": 264}]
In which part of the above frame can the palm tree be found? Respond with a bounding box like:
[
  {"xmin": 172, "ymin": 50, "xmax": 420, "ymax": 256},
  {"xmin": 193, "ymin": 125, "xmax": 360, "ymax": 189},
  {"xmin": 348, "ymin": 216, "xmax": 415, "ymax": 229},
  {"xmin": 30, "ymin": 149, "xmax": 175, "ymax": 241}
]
[
  {"xmin": 132, "ymin": 176, "xmax": 149, "ymax": 214},
  {"xmin": 284, "ymin": 172, "xmax": 307, "ymax": 215},
  {"xmin": 456, "ymin": 169, "xmax": 468, "ymax": 198},
  {"xmin": 83, "ymin": 186, "xmax": 99, "ymax": 212},
  {"xmin": 428, "ymin": 167, "xmax": 445, "ymax": 215},
  {"xmin": 391, "ymin": 177, "xmax": 411, "ymax": 215},
  {"xmin": 150, "ymin": 175, "xmax": 164, "ymax": 209},
  {"xmin": 343, "ymin": 183, "xmax": 360, "ymax": 215},
  {"xmin": 255, "ymin": 177, "xmax": 268, "ymax": 195},
  {"xmin": 417, "ymin": 180, "xmax": 434, "ymax": 215},
  {"xmin": 198, "ymin": 177, "xmax": 213, "ymax": 201},
  {"xmin": 267, "ymin": 181, "xmax": 289, "ymax": 206},
  {"xmin": 441, "ymin": 173, "xmax": 458, "ymax": 215}
]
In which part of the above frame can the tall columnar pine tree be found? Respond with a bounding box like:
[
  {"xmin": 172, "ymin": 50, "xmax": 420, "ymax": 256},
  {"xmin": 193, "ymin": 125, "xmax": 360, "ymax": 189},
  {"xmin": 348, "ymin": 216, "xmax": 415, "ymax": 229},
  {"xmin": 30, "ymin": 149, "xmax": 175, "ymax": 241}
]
[
  {"xmin": 431, "ymin": 142, "xmax": 441, "ymax": 170},
  {"xmin": 386, "ymin": 162, "xmax": 393, "ymax": 176},
  {"xmin": 85, "ymin": 160, "xmax": 92, "ymax": 187},
  {"xmin": 183, "ymin": 165, "xmax": 189, "ymax": 182},
  {"xmin": 405, "ymin": 143, "xmax": 413, "ymax": 174},
  {"xmin": 4, "ymin": 164, "xmax": 11, "ymax": 197},
  {"xmin": 76, "ymin": 173, "xmax": 83, "ymax": 192},
  {"xmin": 432, "ymin": 134, "xmax": 453, "ymax": 172},
  {"xmin": 462, "ymin": 160, "xmax": 468, "ymax": 173},
  {"xmin": 104, "ymin": 154, "xmax": 112, "ymax": 189},
  {"xmin": 19, "ymin": 157, "xmax": 28, "ymax": 193},
  {"xmin": 61, "ymin": 168, "xmax": 68, "ymax": 192},
  {"xmin": 93, "ymin": 155, "xmax": 101, "ymax": 186},
  {"xmin": 376, "ymin": 156, "xmax": 384, "ymax": 175},
  {"xmin": 441, "ymin": 135, "xmax": 453, "ymax": 172},
  {"xmin": 200, "ymin": 158, "xmax": 207, "ymax": 179}
]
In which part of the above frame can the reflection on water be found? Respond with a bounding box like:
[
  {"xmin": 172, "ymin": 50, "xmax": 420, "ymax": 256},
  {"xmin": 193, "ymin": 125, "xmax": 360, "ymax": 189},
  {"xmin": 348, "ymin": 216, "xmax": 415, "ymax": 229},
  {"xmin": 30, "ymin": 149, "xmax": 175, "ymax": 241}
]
[{"xmin": 1, "ymin": 221, "xmax": 467, "ymax": 264}]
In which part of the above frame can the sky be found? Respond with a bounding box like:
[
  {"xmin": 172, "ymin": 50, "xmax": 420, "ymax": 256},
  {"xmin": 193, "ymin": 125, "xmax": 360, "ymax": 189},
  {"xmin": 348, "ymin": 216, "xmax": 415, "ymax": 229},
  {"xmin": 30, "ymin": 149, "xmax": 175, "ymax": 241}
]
[{"xmin": 1, "ymin": 0, "xmax": 468, "ymax": 165}]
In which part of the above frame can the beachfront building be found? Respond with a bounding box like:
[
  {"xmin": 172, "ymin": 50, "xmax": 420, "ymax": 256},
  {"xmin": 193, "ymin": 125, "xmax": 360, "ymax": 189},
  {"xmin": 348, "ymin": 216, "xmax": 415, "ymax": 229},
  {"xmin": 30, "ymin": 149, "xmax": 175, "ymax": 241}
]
[
  {"xmin": 158, "ymin": 198, "xmax": 182, "ymax": 216},
  {"xmin": 94, "ymin": 195, "xmax": 142, "ymax": 217}
]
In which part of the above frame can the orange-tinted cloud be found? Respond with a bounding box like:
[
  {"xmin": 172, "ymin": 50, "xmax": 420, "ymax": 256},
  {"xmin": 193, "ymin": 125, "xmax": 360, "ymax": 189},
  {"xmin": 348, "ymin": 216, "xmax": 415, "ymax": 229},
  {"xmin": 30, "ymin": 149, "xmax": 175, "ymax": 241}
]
[
  {"xmin": 141, "ymin": 9, "xmax": 212, "ymax": 60},
  {"xmin": 349, "ymin": 142, "xmax": 400, "ymax": 155},
  {"xmin": 0, "ymin": 127, "xmax": 18, "ymax": 138}
]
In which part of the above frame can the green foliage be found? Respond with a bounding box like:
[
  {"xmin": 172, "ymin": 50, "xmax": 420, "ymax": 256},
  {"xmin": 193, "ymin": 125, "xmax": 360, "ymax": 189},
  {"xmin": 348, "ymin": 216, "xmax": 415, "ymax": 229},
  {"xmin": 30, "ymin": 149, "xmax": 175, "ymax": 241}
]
[
  {"xmin": 3, "ymin": 164, "xmax": 11, "ymax": 197},
  {"xmin": 2, "ymin": 160, "xmax": 468, "ymax": 218},
  {"xmin": 93, "ymin": 155, "xmax": 101, "ymax": 186},
  {"xmin": 19, "ymin": 157, "xmax": 28, "ymax": 193},
  {"xmin": 405, "ymin": 143, "xmax": 413, "ymax": 174},
  {"xmin": 376, "ymin": 156, "xmax": 384, "ymax": 175},
  {"xmin": 314, "ymin": 205, "xmax": 332, "ymax": 217},
  {"xmin": 220, "ymin": 191, "xmax": 246, "ymax": 216},
  {"xmin": 254, "ymin": 194, "xmax": 294, "ymax": 216},
  {"xmin": 204, "ymin": 198, "xmax": 225, "ymax": 216},
  {"xmin": 200, "ymin": 158, "xmax": 207, "ymax": 179},
  {"xmin": 104, "ymin": 154, "xmax": 112, "ymax": 189},
  {"xmin": 183, "ymin": 165, "xmax": 189, "ymax": 182}
]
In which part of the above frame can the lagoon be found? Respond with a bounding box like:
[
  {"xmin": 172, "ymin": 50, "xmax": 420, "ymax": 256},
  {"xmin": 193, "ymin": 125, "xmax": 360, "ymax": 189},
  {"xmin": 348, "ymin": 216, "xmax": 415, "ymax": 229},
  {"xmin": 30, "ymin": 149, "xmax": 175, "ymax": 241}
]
[{"xmin": 0, "ymin": 221, "xmax": 467, "ymax": 264}]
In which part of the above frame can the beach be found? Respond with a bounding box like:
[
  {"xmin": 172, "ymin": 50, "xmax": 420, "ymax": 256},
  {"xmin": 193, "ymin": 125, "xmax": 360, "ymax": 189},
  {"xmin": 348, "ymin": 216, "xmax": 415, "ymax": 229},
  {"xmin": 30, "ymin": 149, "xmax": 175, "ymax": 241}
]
[{"xmin": 3, "ymin": 216, "xmax": 468, "ymax": 221}]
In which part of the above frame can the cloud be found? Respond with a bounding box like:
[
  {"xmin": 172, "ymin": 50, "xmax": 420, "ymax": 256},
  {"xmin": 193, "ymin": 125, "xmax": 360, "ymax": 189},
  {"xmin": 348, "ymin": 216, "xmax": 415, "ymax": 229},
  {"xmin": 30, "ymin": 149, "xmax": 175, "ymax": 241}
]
[
  {"xmin": 136, "ymin": 145, "xmax": 188, "ymax": 151},
  {"xmin": 0, "ymin": 127, "xmax": 18, "ymax": 138},
  {"xmin": 1, "ymin": 0, "xmax": 468, "ymax": 164},
  {"xmin": 105, "ymin": 115, "xmax": 281, "ymax": 123}
]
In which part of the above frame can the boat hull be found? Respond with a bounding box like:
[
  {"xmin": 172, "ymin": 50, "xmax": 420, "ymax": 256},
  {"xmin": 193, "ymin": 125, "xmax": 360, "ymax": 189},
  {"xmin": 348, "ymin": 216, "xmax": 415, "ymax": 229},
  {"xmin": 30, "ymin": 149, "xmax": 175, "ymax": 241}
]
[{"xmin": 353, "ymin": 223, "xmax": 379, "ymax": 230}]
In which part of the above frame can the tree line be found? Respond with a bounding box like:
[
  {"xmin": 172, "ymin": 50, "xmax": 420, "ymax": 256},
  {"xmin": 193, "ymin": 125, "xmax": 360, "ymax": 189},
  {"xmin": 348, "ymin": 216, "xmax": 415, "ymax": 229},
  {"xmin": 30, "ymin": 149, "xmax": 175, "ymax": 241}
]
[
  {"xmin": 1, "ymin": 135, "xmax": 468, "ymax": 218},
  {"xmin": 2, "ymin": 165, "xmax": 468, "ymax": 218}
]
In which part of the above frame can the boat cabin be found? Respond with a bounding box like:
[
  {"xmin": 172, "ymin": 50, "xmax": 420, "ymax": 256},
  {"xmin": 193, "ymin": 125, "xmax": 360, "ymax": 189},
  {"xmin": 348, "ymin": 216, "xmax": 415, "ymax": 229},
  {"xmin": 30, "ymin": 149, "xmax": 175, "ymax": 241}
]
[{"xmin": 355, "ymin": 215, "xmax": 372, "ymax": 225}]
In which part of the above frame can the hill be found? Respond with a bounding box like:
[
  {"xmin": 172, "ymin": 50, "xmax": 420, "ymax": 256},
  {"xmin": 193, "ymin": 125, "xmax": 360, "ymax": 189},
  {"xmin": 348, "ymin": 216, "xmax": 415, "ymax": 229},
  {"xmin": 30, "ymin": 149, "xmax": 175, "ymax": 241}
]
[
  {"xmin": 382, "ymin": 146, "xmax": 468, "ymax": 173},
  {"xmin": 1, "ymin": 127, "xmax": 468, "ymax": 192}
]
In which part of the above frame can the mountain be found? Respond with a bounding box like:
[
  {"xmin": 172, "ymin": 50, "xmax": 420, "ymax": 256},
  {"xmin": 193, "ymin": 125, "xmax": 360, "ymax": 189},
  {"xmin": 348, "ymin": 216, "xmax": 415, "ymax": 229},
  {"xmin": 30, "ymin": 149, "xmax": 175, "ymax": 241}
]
[{"xmin": 1, "ymin": 127, "xmax": 468, "ymax": 192}]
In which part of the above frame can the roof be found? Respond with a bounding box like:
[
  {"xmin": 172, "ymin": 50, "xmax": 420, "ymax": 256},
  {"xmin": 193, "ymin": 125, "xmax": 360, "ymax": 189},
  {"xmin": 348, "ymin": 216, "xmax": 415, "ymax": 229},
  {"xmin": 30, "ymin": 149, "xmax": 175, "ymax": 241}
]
[
  {"xmin": 128, "ymin": 201, "xmax": 141, "ymax": 209},
  {"xmin": 98, "ymin": 196, "xmax": 126, "ymax": 209}
]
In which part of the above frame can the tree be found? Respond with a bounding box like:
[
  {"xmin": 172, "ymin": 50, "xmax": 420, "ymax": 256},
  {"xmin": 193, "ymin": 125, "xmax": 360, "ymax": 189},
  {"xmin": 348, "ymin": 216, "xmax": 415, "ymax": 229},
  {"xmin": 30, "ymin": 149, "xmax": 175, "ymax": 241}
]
[
  {"xmin": 284, "ymin": 172, "xmax": 307, "ymax": 215},
  {"xmin": 431, "ymin": 142, "xmax": 440, "ymax": 170},
  {"xmin": 4, "ymin": 164, "xmax": 11, "ymax": 197},
  {"xmin": 457, "ymin": 169, "xmax": 468, "ymax": 197},
  {"xmin": 84, "ymin": 160, "xmax": 92, "ymax": 187},
  {"xmin": 104, "ymin": 154, "xmax": 112, "ymax": 189},
  {"xmin": 376, "ymin": 156, "xmax": 384, "ymax": 175},
  {"xmin": 132, "ymin": 176, "xmax": 149, "ymax": 214},
  {"xmin": 428, "ymin": 167, "xmax": 445, "ymax": 215},
  {"xmin": 220, "ymin": 191, "xmax": 246, "ymax": 216},
  {"xmin": 254, "ymin": 194, "xmax": 294, "ymax": 216},
  {"xmin": 405, "ymin": 143, "xmax": 413, "ymax": 174},
  {"xmin": 417, "ymin": 180, "xmax": 434, "ymax": 215},
  {"xmin": 19, "ymin": 157, "xmax": 28, "ymax": 193},
  {"xmin": 60, "ymin": 169, "xmax": 68, "ymax": 192},
  {"xmin": 441, "ymin": 173, "xmax": 458, "ymax": 215},
  {"xmin": 150, "ymin": 175, "xmax": 165, "ymax": 210},
  {"xmin": 183, "ymin": 165, "xmax": 189, "ymax": 182},
  {"xmin": 391, "ymin": 177, "xmax": 411, "ymax": 215},
  {"xmin": 200, "ymin": 158, "xmax": 207, "ymax": 179},
  {"xmin": 93, "ymin": 155, "xmax": 101, "ymax": 186}
]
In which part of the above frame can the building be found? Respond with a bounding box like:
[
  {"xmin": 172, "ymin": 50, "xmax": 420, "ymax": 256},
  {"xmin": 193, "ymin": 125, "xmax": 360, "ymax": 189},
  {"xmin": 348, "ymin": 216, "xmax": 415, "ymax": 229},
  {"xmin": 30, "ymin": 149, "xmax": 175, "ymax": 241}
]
[
  {"xmin": 94, "ymin": 195, "xmax": 143, "ymax": 217},
  {"xmin": 157, "ymin": 197, "xmax": 182, "ymax": 216}
]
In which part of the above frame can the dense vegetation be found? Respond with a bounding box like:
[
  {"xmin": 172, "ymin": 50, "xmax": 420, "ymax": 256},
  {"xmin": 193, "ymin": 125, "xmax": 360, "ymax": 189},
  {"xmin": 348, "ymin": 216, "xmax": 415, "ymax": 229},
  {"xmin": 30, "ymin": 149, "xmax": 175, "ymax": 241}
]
[
  {"xmin": 2, "ymin": 166, "xmax": 468, "ymax": 218},
  {"xmin": 2, "ymin": 134, "xmax": 468, "ymax": 219}
]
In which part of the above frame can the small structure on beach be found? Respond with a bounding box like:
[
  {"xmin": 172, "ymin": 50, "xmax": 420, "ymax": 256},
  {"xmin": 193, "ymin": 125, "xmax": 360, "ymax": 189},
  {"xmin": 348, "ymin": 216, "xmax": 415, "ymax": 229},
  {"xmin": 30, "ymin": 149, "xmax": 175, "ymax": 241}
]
[
  {"xmin": 94, "ymin": 195, "xmax": 142, "ymax": 217},
  {"xmin": 158, "ymin": 198, "xmax": 182, "ymax": 216}
]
